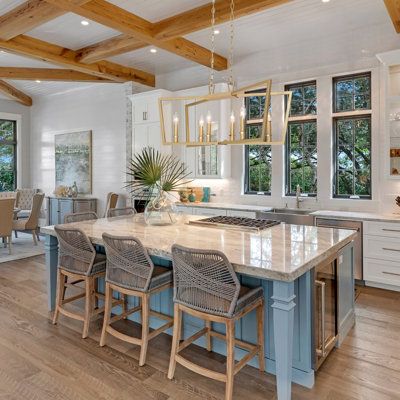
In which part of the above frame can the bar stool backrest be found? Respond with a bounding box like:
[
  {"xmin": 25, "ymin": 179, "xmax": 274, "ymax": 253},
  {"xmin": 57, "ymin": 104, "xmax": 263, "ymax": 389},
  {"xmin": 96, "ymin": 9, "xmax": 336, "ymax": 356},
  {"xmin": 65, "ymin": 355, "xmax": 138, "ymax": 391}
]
[
  {"xmin": 64, "ymin": 211, "xmax": 98, "ymax": 223},
  {"xmin": 55, "ymin": 226, "xmax": 96, "ymax": 275},
  {"xmin": 107, "ymin": 207, "xmax": 136, "ymax": 218},
  {"xmin": 171, "ymin": 244, "xmax": 241, "ymax": 318},
  {"xmin": 102, "ymin": 233, "xmax": 154, "ymax": 292}
]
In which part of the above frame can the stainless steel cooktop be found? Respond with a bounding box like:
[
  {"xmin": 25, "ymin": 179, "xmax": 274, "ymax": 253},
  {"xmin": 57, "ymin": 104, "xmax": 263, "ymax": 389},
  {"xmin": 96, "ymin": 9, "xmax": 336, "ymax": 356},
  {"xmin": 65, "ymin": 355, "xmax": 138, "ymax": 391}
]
[{"xmin": 188, "ymin": 216, "xmax": 280, "ymax": 232}]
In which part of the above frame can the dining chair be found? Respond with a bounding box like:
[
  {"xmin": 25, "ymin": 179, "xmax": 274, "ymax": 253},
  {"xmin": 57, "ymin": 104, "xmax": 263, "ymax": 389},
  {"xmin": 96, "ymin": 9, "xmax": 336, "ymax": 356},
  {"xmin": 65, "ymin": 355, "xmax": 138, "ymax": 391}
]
[
  {"xmin": 104, "ymin": 192, "xmax": 119, "ymax": 218},
  {"xmin": 64, "ymin": 211, "xmax": 98, "ymax": 223},
  {"xmin": 168, "ymin": 244, "xmax": 265, "ymax": 400},
  {"xmin": 12, "ymin": 193, "xmax": 44, "ymax": 245},
  {"xmin": 100, "ymin": 233, "xmax": 173, "ymax": 366},
  {"xmin": 107, "ymin": 207, "xmax": 136, "ymax": 218},
  {"xmin": 0, "ymin": 198, "xmax": 15, "ymax": 254}
]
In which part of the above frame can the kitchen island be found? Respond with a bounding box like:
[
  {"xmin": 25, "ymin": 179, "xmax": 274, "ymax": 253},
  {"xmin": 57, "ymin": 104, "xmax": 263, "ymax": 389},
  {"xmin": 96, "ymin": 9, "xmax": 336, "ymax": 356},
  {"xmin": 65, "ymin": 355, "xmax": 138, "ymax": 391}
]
[{"xmin": 41, "ymin": 214, "xmax": 357, "ymax": 400}]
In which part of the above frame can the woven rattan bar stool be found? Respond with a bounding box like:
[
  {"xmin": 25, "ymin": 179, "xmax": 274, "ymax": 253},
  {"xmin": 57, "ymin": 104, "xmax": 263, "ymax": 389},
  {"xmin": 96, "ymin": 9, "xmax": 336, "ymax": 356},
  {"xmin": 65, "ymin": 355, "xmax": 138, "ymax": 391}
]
[
  {"xmin": 64, "ymin": 211, "xmax": 98, "ymax": 223},
  {"xmin": 107, "ymin": 207, "xmax": 136, "ymax": 218},
  {"xmin": 52, "ymin": 226, "xmax": 122, "ymax": 338},
  {"xmin": 100, "ymin": 233, "xmax": 173, "ymax": 366},
  {"xmin": 168, "ymin": 244, "xmax": 265, "ymax": 400}
]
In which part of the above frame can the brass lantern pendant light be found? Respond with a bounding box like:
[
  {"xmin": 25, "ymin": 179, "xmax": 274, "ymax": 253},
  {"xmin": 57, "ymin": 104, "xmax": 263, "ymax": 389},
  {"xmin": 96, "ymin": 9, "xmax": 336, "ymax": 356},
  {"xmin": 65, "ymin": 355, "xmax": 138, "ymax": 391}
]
[{"xmin": 159, "ymin": 0, "xmax": 292, "ymax": 146}]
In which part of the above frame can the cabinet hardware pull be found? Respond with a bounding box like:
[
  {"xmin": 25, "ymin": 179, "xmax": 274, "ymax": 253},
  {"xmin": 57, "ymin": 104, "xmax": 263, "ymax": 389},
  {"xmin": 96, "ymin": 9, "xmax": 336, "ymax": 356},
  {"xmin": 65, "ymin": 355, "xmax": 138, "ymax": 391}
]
[
  {"xmin": 382, "ymin": 228, "xmax": 400, "ymax": 233},
  {"xmin": 382, "ymin": 247, "xmax": 400, "ymax": 252},
  {"xmin": 382, "ymin": 271, "xmax": 400, "ymax": 277}
]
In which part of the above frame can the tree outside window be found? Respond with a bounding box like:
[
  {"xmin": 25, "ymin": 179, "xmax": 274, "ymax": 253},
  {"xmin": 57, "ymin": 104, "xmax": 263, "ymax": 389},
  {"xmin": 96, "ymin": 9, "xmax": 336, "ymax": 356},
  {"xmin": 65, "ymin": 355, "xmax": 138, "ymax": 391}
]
[{"xmin": 0, "ymin": 119, "xmax": 17, "ymax": 191}]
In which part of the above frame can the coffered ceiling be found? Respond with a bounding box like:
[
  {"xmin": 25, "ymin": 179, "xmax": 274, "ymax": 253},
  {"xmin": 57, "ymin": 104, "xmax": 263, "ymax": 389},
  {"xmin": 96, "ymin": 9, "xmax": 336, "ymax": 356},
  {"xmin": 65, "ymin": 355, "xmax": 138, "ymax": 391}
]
[{"xmin": 0, "ymin": 0, "xmax": 399, "ymax": 104}]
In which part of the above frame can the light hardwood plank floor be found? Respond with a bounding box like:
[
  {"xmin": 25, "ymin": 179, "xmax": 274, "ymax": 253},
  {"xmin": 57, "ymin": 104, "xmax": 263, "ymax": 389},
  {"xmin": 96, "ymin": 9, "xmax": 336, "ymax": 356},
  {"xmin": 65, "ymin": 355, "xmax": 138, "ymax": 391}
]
[{"xmin": 0, "ymin": 255, "xmax": 399, "ymax": 400}]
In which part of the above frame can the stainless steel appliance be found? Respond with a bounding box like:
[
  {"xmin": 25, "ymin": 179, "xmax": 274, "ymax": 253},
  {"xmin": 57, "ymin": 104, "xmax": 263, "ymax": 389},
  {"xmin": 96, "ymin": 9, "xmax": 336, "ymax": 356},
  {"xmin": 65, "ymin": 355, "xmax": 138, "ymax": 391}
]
[
  {"xmin": 256, "ymin": 209, "xmax": 314, "ymax": 226},
  {"xmin": 315, "ymin": 218, "xmax": 363, "ymax": 281},
  {"xmin": 313, "ymin": 254, "xmax": 338, "ymax": 370},
  {"xmin": 188, "ymin": 216, "xmax": 280, "ymax": 232}
]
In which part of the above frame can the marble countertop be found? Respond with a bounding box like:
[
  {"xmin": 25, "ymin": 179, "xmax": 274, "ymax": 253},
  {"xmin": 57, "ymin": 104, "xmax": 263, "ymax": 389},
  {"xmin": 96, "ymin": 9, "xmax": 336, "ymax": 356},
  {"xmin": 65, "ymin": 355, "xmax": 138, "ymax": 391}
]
[
  {"xmin": 41, "ymin": 215, "xmax": 356, "ymax": 282},
  {"xmin": 311, "ymin": 210, "xmax": 400, "ymax": 223},
  {"xmin": 175, "ymin": 202, "xmax": 273, "ymax": 212}
]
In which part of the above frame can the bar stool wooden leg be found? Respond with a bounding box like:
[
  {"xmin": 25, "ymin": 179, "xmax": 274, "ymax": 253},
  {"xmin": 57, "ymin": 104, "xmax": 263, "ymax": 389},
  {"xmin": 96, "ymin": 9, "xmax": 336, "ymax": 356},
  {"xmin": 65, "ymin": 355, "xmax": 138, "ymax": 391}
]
[
  {"xmin": 257, "ymin": 302, "xmax": 265, "ymax": 372},
  {"xmin": 168, "ymin": 303, "xmax": 182, "ymax": 379},
  {"xmin": 52, "ymin": 269, "xmax": 64, "ymax": 325},
  {"xmin": 100, "ymin": 282, "xmax": 113, "ymax": 347},
  {"xmin": 139, "ymin": 293, "xmax": 150, "ymax": 366},
  {"xmin": 205, "ymin": 320, "xmax": 212, "ymax": 351},
  {"xmin": 225, "ymin": 319, "xmax": 235, "ymax": 400},
  {"xmin": 82, "ymin": 277, "xmax": 94, "ymax": 339}
]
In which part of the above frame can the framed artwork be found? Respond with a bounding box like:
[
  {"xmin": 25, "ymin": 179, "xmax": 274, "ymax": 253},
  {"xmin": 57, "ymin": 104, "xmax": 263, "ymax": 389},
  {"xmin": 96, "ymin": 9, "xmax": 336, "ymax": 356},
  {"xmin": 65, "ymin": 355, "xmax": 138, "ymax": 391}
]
[{"xmin": 55, "ymin": 130, "xmax": 92, "ymax": 194}]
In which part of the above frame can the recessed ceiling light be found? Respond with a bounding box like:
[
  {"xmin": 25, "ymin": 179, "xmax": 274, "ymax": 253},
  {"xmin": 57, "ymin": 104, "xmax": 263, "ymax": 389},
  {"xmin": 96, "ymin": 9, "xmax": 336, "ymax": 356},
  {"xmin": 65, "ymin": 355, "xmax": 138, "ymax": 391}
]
[
  {"xmin": 35, "ymin": 80, "xmax": 41, "ymax": 83},
  {"xmin": 150, "ymin": 48, "xmax": 157, "ymax": 53},
  {"xmin": 81, "ymin": 20, "xmax": 90, "ymax": 26},
  {"xmin": 213, "ymin": 29, "xmax": 220, "ymax": 35},
  {"xmin": 322, "ymin": 0, "xmax": 330, "ymax": 2}
]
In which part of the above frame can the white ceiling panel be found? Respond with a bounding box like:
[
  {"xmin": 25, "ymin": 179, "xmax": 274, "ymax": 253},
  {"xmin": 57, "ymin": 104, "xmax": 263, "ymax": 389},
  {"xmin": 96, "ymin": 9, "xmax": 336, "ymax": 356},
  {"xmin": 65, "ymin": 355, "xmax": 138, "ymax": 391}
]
[
  {"xmin": 0, "ymin": 0, "xmax": 26, "ymax": 15},
  {"xmin": 27, "ymin": 13, "xmax": 120, "ymax": 50},
  {"xmin": 0, "ymin": 51, "xmax": 59, "ymax": 68}
]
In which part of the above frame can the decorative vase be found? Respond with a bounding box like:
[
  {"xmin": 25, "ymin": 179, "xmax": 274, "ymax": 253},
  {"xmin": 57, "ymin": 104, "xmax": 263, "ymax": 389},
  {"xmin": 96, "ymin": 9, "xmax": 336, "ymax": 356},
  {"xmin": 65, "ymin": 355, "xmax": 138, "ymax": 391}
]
[{"xmin": 144, "ymin": 191, "xmax": 178, "ymax": 226}]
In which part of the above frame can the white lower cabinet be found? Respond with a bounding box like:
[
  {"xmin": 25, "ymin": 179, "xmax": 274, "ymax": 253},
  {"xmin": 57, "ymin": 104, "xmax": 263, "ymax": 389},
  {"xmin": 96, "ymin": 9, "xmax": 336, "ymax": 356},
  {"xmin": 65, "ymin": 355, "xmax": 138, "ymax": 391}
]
[{"xmin": 363, "ymin": 221, "xmax": 400, "ymax": 291}]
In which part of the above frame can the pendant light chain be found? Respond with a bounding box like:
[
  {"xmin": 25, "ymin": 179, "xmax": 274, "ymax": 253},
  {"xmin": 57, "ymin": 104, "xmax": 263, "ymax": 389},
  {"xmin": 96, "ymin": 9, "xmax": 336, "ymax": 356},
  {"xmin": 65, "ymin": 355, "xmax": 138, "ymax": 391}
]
[
  {"xmin": 209, "ymin": 0, "xmax": 216, "ymax": 95},
  {"xmin": 228, "ymin": 0, "xmax": 235, "ymax": 91}
]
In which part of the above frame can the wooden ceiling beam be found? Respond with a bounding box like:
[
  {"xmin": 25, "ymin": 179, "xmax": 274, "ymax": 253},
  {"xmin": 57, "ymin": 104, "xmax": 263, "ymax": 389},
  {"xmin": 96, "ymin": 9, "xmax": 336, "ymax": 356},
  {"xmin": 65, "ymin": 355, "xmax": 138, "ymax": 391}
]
[
  {"xmin": 0, "ymin": 0, "xmax": 91, "ymax": 41},
  {"xmin": 0, "ymin": 35, "xmax": 155, "ymax": 86},
  {"xmin": 44, "ymin": 0, "xmax": 228, "ymax": 70},
  {"xmin": 0, "ymin": 79, "xmax": 32, "ymax": 106},
  {"xmin": 0, "ymin": 67, "xmax": 114, "ymax": 82},
  {"xmin": 76, "ymin": 34, "xmax": 147, "ymax": 64},
  {"xmin": 384, "ymin": 0, "xmax": 400, "ymax": 33},
  {"xmin": 153, "ymin": 0, "xmax": 293, "ymax": 41}
]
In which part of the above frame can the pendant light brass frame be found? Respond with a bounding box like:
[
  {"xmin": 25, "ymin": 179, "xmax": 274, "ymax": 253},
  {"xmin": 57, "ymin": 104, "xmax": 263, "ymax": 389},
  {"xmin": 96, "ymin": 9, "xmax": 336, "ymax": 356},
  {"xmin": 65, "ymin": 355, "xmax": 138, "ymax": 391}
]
[{"xmin": 159, "ymin": 79, "xmax": 293, "ymax": 146}]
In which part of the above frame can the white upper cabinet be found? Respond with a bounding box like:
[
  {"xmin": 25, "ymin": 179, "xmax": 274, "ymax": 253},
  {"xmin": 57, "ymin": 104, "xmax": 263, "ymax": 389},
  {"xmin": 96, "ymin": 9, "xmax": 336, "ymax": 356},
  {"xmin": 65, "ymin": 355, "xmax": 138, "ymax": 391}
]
[{"xmin": 130, "ymin": 89, "xmax": 170, "ymax": 124}]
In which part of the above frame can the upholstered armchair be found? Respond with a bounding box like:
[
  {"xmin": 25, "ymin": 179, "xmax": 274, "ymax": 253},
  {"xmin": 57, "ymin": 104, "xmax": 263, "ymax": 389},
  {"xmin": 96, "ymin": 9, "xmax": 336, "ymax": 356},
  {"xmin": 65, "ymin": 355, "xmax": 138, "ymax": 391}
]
[
  {"xmin": 0, "ymin": 198, "xmax": 15, "ymax": 254},
  {"xmin": 16, "ymin": 188, "xmax": 40, "ymax": 219},
  {"xmin": 13, "ymin": 193, "xmax": 45, "ymax": 245},
  {"xmin": 0, "ymin": 191, "xmax": 18, "ymax": 208}
]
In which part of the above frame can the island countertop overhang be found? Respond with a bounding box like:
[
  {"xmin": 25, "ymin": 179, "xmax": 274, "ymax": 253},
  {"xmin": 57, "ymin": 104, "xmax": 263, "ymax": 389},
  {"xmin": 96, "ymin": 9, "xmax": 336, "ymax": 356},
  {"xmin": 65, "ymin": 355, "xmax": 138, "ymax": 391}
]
[{"xmin": 41, "ymin": 215, "xmax": 357, "ymax": 282}]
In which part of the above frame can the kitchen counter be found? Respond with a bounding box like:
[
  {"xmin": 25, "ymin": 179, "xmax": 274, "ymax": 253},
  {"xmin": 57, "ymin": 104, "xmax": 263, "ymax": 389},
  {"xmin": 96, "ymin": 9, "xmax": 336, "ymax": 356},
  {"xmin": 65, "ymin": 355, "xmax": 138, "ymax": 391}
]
[
  {"xmin": 41, "ymin": 215, "xmax": 356, "ymax": 400},
  {"xmin": 41, "ymin": 214, "xmax": 356, "ymax": 282},
  {"xmin": 175, "ymin": 201, "xmax": 273, "ymax": 212},
  {"xmin": 311, "ymin": 210, "xmax": 400, "ymax": 223}
]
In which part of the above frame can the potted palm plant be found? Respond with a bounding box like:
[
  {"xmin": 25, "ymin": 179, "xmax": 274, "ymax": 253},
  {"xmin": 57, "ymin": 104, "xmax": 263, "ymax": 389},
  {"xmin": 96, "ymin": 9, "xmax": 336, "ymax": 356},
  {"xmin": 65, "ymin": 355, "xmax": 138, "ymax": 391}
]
[{"xmin": 126, "ymin": 147, "xmax": 192, "ymax": 225}]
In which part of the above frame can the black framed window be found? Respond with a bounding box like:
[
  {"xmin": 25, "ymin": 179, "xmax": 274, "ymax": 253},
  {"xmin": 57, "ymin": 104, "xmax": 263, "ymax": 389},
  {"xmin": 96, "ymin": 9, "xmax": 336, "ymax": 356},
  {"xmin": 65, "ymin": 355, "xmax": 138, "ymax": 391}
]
[
  {"xmin": 0, "ymin": 119, "xmax": 17, "ymax": 191},
  {"xmin": 285, "ymin": 81, "xmax": 317, "ymax": 196},
  {"xmin": 333, "ymin": 115, "xmax": 371, "ymax": 199},
  {"xmin": 333, "ymin": 72, "xmax": 371, "ymax": 113},
  {"xmin": 286, "ymin": 120, "xmax": 317, "ymax": 196},
  {"xmin": 244, "ymin": 90, "xmax": 271, "ymax": 195}
]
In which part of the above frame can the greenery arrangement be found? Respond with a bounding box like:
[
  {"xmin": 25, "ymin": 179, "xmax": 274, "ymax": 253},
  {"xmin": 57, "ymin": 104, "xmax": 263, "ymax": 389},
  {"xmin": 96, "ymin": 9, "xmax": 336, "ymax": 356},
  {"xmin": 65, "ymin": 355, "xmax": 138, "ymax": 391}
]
[{"xmin": 125, "ymin": 147, "xmax": 192, "ymax": 202}]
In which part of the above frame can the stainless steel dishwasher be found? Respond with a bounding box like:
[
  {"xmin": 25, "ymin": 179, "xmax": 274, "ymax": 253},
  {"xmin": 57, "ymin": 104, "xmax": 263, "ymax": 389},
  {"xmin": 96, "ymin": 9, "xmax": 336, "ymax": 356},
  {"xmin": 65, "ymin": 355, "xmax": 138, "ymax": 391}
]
[{"xmin": 315, "ymin": 218, "xmax": 363, "ymax": 281}]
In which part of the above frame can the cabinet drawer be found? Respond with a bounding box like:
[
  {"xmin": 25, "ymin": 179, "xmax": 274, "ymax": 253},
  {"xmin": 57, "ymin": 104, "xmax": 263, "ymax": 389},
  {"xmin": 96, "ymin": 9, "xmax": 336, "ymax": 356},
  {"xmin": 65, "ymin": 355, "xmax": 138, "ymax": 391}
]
[
  {"xmin": 192, "ymin": 207, "xmax": 227, "ymax": 217},
  {"xmin": 364, "ymin": 235, "xmax": 400, "ymax": 262},
  {"xmin": 226, "ymin": 210, "xmax": 256, "ymax": 218},
  {"xmin": 364, "ymin": 258, "xmax": 400, "ymax": 287},
  {"xmin": 363, "ymin": 221, "xmax": 400, "ymax": 238}
]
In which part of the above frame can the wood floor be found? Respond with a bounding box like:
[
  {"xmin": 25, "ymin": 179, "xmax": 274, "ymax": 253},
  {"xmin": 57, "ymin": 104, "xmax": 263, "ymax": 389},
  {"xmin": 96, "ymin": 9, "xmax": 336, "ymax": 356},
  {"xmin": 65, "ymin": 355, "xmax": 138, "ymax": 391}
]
[{"xmin": 0, "ymin": 255, "xmax": 399, "ymax": 400}]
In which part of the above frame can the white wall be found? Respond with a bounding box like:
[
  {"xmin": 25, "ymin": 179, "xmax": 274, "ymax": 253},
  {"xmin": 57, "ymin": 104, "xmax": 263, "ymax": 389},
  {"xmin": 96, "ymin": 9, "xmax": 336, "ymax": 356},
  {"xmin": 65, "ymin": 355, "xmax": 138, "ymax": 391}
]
[
  {"xmin": 0, "ymin": 99, "xmax": 30, "ymax": 188},
  {"xmin": 30, "ymin": 84, "xmax": 127, "ymax": 217}
]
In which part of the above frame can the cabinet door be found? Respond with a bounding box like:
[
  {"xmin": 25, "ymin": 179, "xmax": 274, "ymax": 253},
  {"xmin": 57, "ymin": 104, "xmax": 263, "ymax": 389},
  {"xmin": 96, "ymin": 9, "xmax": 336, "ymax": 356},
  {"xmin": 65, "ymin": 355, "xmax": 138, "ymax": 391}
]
[
  {"xmin": 74, "ymin": 200, "xmax": 93, "ymax": 213},
  {"xmin": 147, "ymin": 123, "xmax": 162, "ymax": 153},
  {"xmin": 132, "ymin": 124, "xmax": 148, "ymax": 154},
  {"xmin": 59, "ymin": 199, "xmax": 73, "ymax": 224},
  {"xmin": 133, "ymin": 101, "xmax": 148, "ymax": 124},
  {"xmin": 146, "ymin": 96, "xmax": 160, "ymax": 123},
  {"xmin": 49, "ymin": 198, "xmax": 59, "ymax": 225}
]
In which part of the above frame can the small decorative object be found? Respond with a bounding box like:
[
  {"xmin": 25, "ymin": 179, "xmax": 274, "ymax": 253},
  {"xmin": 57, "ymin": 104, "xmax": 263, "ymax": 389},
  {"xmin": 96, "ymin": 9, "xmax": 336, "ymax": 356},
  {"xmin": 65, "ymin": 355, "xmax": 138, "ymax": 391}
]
[
  {"xmin": 188, "ymin": 189, "xmax": 196, "ymax": 202},
  {"xmin": 53, "ymin": 185, "xmax": 69, "ymax": 197},
  {"xmin": 202, "ymin": 187, "xmax": 211, "ymax": 202},
  {"xmin": 55, "ymin": 130, "xmax": 92, "ymax": 194},
  {"xmin": 126, "ymin": 147, "xmax": 192, "ymax": 225},
  {"xmin": 396, "ymin": 196, "xmax": 400, "ymax": 208},
  {"xmin": 179, "ymin": 189, "xmax": 188, "ymax": 202}
]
